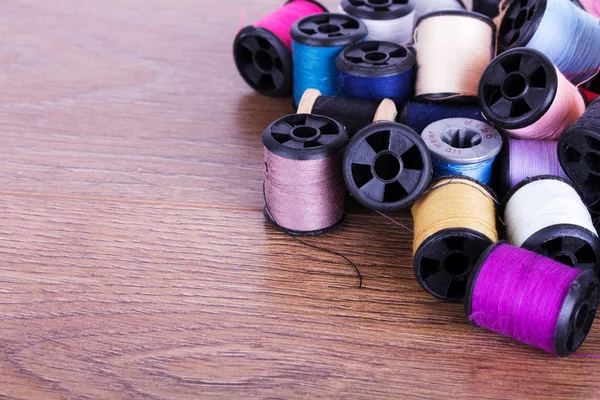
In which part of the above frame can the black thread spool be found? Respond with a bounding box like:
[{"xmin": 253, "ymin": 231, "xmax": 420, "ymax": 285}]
[
  {"xmin": 343, "ymin": 119, "xmax": 432, "ymax": 212},
  {"xmin": 558, "ymin": 97, "xmax": 600, "ymax": 197},
  {"xmin": 465, "ymin": 241, "xmax": 599, "ymax": 357},
  {"xmin": 502, "ymin": 176, "xmax": 600, "ymax": 276},
  {"xmin": 262, "ymin": 114, "xmax": 348, "ymax": 235},
  {"xmin": 296, "ymin": 88, "xmax": 387, "ymax": 138},
  {"xmin": 233, "ymin": 0, "xmax": 328, "ymax": 96},
  {"xmin": 479, "ymin": 47, "xmax": 559, "ymax": 130},
  {"xmin": 412, "ymin": 176, "xmax": 497, "ymax": 302},
  {"xmin": 336, "ymin": 41, "xmax": 416, "ymax": 105}
]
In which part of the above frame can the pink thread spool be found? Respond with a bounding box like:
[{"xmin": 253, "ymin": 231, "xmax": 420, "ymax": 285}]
[
  {"xmin": 479, "ymin": 48, "xmax": 585, "ymax": 140},
  {"xmin": 466, "ymin": 242, "xmax": 599, "ymax": 357},
  {"xmin": 233, "ymin": 0, "xmax": 327, "ymax": 96},
  {"xmin": 262, "ymin": 114, "xmax": 348, "ymax": 235}
]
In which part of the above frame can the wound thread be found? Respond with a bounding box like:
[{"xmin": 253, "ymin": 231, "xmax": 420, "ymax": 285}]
[
  {"xmin": 467, "ymin": 242, "xmax": 599, "ymax": 357},
  {"xmin": 401, "ymin": 101, "xmax": 485, "ymax": 135}
]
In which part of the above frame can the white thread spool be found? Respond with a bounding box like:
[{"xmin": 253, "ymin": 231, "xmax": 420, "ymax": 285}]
[
  {"xmin": 414, "ymin": 11, "xmax": 495, "ymax": 100},
  {"xmin": 413, "ymin": 0, "xmax": 465, "ymax": 20},
  {"xmin": 340, "ymin": 0, "xmax": 416, "ymax": 46},
  {"xmin": 503, "ymin": 176, "xmax": 600, "ymax": 272}
]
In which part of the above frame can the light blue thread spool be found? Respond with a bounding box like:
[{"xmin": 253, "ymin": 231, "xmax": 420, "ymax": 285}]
[
  {"xmin": 498, "ymin": 0, "xmax": 600, "ymax": 85},
  {"xmin": 421, "ymin": 118, "xmax": 502, "ymax": 184},
  {"xmin": 336, "ymin": 41, "xmax": 415, "ymax": 106},
  {"xmin": 291, "ymin": 13, "xmax": 367, "ymax": 107}
]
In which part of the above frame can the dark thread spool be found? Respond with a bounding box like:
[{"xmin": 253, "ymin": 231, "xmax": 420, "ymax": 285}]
[
  {"xmin": 262, "ymin": 113, "xmax": 348, "ymax": 235},
  {"xmin": 502, "ymin": 176, "xmax": 600, "ymax": 277},
  {"xmin": 558, "ymin": 97, "xmax": 600, "ymax": 197},
  {"xmin": 465, "ymin": 241, "xmax": 599, "ymax": 357},
  {"xmin": 233, "ymin": 0, "xmax": 328, "ymax": 96},
  {"xmin": 343, "ymin": 121, "xmax": 432, "ymax": 212},
  {"xmin": 399, "ymin": 101, "xmax": 485, "ymax": 135}
]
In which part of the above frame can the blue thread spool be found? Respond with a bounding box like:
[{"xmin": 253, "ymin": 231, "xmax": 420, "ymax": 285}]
[
  {"xmin": 421, "ymin": 118, "xmax": 502, "ymax": 184},
  {"xmin": 498, "ymin": 0, "xmax": 600, "ymax": 84},
  {"xmin": 291, "ymin": 13, "xmax": 367, "ymax": 107},
  {"xmin": 400, "ymin": 101, "xmax": 485, "ymax": 135},
  {"xmin": 336, "ymin": 41, "xmax": 415, "ymax": 107}
]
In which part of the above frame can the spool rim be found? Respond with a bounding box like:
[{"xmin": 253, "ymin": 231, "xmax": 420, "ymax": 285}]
[
  {"xmin": 421, "ymin": 118, "xmax": 502, "ymax": 164},
  {"xmin": 262, "ymin": 114, "xmax": 348, "ymax": 161},
  {"xmin": 558, "ymin": 125, "xmax": 600, "ymax": 196},
  {"xmin": 291, "ymin": 13, "xmax": 368, "ymax": 47},
  {"xmin": 340, "ymin": 0, "xmax": 415, "ymax": 20},
  {"xmin": 233, "ymin": 26, "xmax": 294, "ymax": 96},
  {"xmin": 336, "ymin": 41, "xmax": 416, "ymax": 78},
  {"xmin": 498, "ymin": 0, "xmax": 547, "ymax": 52},
  {"xmin": 343, "ymin": 121, "xmax": 432, "ymax": 212},
  {"xmin": 414, "ymin": 228, "xmax": 495, "ymax": 302},
  {"xmin": 478, "ymin": 48, "xmax": 557, "ymax": 130},
  {"xmin": 415, "ymin": 9, "xmax": 496, "ymax": 30}
]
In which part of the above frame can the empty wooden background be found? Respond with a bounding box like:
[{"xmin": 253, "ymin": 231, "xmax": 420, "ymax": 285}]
[{"xmin": 0, "ymin": 0, "xmax": 598, "ymax": 398}]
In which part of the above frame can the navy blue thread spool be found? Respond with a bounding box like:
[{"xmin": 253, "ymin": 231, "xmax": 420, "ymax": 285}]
[
  {"xmin": 291, "ymin": 13, "xmax": 368, "ymax": 107},
  {"xmin": 421, "ymin": 118, "xmax": 502, "ymax": 185},
  {"xmin": 336, "ymin": 41, "xmax": 416, "ymax": 107},
  {"xmin": 399, "ymin": 101, "xmax": 485, "ymax": 135},
  {"xmin": 340, "ymin": 0, "xmax": 415, "ymax": 46}
]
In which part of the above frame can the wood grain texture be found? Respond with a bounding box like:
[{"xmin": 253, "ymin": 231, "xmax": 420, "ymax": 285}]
[{"xmin": 0, "ymin": 0, "xmax": 599, "ymax": 399}]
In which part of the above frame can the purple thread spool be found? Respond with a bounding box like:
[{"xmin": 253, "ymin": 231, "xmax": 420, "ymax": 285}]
[{"xmin": 465, "ymin": 242, "xmax": 599, "ymax": 357}]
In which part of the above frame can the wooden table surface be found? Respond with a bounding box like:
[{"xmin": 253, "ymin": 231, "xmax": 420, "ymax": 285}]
[{"xmin": 1, "ymin": 0, "xmax": 599, "ymax": 398}]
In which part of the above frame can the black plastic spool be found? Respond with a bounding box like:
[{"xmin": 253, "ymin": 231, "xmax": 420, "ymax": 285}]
[
  {"xmin": 340, "ymin": 0, "xmax": 414, "ymax": 21},
  {"xmin": 233, "ymin": 0, "xmax": 328, "ymax": 96},
  {"xmin": 414, "ymin": 10, "xmax": 496, "ymax": 103},
  {"xmin": 479, "ymin": 47, "xmax": 557, "ymax": 130},
  {"xmin": 262, "ymin": 113, "xmax": 348, "ymax": 235},
  {"xmin": 501, "ymin": 175, "xmax": 600, "ymax": 276},
  {"xmin": 343, "ymin": 121, "xmax": 432, "ymax": 212},
  {"xmin": 290, "ymin": 13, "xmax": 368, "ymax": 48},
  {"xmin": 336, "ymin": 41, "xmax": 416, "ymax": 78},
  {"xmin": 558, "ymin": 98, "xmax": 600, "ymax": 196},
  {"xmin": 497, "ymin": 0, "xmax": 547, "ymax": 52},
  {"xmin": 465, "ymin": 241, "xmax": 599, "ymax": 357},
  {"xmin": 413, "ymin": 176, "xmax": 497, "ymax": 302}
]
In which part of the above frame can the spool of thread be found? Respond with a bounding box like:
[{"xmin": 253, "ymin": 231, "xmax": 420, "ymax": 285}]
[
  {"xmin": 262, "ymin": 113, "xmax": 348, "ymax": 235},
  {"xmin": 413, "ymin": 0, "xmax": 465, "ymax": 21},
  {"xmin": 498, "ymin": 0, "xmax": 600, "ymax": 85},
  {"xmin": 465, "ymin": 242, "xmax": 599, "ymax": 357},
  {"xmin": 336, "ymin": 41, "xmax": 415, "ymax": 105},
  {"xmin": 291, "ymin": 13, "xmax": 367, "ymax": 107},
  {"xmin": 579, "ymin": 0, "xmax": 600, "ymax": 17},
  {"xmin": 340, "ymin": 0, "xmax": 415, "ymax": 46},
  {"xmin": 414, "ymin": 11, "xmax": 496, "ymax": 101},
  {"xmin": 479, "ymin": 48, "xmax": 585, "ymax": 140},
  {"xmin": 500, "ymin": 138, "xmax": 568, "ymax": 196},
  {"xmin": 412, "ymin": 177, "xmax": 498, "ymax": 302},
  {"xmin": 421, "ymin": 118, "xmax": 502, "ymax": 185},
  {"xmin": 343, "ymin": 109, "xmax": 432, "ymax": 212},
  {"xmin": 297, "ymin": 88, "xmax": 396, "ymax": 138},
  {"xmin": 233, "ymin": 0, "xmax": 327, "ymax": 96},
  {"xmin": 502, "ymin": 176, "xmax": 600, "ymax": 275},
  {"xmin": 558, "ymin": 97, "xmax": 600, "ymax": 198},
  {"xmin": 399, "ymin": 101, "xmax": 485, "ymax": 135}
]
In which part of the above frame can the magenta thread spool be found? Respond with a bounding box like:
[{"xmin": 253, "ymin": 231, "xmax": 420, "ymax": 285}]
[
  {"xmin": 262, "ymin": 114, "xmax": 348, "ymax": 235},
  {"xmin": 502, "ymin": 176, "xmax": 600, "ymax": 276},
  {"xmin": 558, "ymin": 97, "xmax": 600, "ymax": 197},
  {"xmin": 466, "ymin": 242, "xmax": 599, "ymax": 357},
  {"xmin": 343, "ymin": 121, "xmax": 432, "ymax": 212},
  {"xmin": 233, "ymin": 0, "xmax": 327, "ymax": 96}
]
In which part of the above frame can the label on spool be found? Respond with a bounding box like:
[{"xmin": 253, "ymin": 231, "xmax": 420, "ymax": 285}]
[{"xmin": 421, "ymin": 118, "xmax": 502, "ymax": 164}]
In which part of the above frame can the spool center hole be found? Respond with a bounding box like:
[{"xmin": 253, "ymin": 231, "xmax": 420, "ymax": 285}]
[
  {"xmin": 554, "ymin": 252, "xmax": 576, "ymax": 268},
  {"xmin": 514, "ymin": 9, "xmax": 528, "ymax": 30},
  {"xmin": 367, "ymin": 0, "xmax": 389, "ymax": 4},
  {"xmin": 318, "ymin": 24, "xmax": 341, "ymax": 34},
  {"xmin": 364, "ymin": 51, "xmax": 388, "ymax": 63},
  {"xmin": 374, "ymin": 153, "xmax": 401, "ymax": 181},
  {"xmin": 441, "ymin": 128, "xmax": 482, "ymax": 149},
  {"xmin": 443, "ymin": 252, "xmax": 471, "ymax": 276},
  {"xmin": 583, "ymin": 151, "xmax": 600, "ymax": 174},
  {"xmin": 575, "ymin": 303, "xmax": 589, "ymax": 329},
  {"xmin": 502, "ymin": 73, "xmax": 528, "ymax": 99},
  {"xmin": 254, "ymin": 49, "xmax": 273, "ymax": 72},
  {"xmin": 291, "ymin": 126, "xmax": 318, "ymax": 140}
]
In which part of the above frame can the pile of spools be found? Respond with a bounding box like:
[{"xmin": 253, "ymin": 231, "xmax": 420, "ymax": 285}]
[{"xmin": 233, "ymin": 0, "xmax": 600, "ymax": 357}]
